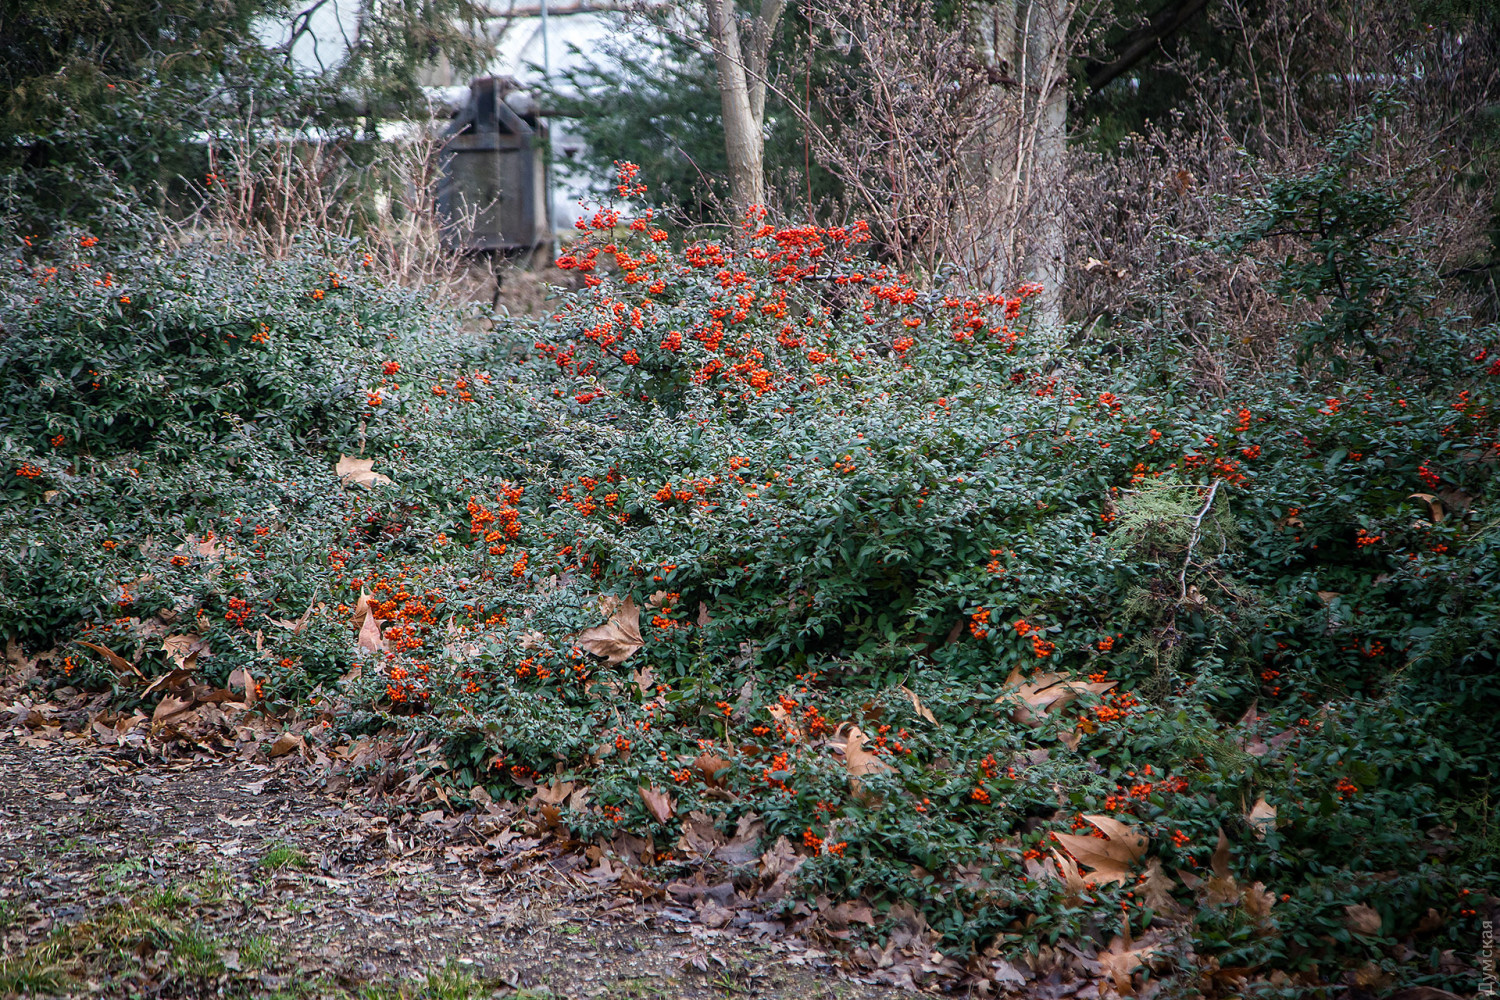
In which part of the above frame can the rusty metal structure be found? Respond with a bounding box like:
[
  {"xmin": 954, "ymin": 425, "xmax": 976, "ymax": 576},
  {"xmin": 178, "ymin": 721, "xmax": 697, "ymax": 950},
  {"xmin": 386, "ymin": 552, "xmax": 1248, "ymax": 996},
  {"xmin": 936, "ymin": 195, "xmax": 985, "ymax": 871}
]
[{"xmin": 436, "ymin": 76, "xmax": 551, "ymax": 255}]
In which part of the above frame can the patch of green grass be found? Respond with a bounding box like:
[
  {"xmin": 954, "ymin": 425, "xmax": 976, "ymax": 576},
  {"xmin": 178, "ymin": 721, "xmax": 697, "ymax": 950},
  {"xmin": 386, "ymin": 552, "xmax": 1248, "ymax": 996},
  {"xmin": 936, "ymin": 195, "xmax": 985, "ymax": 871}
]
[
  {"xmin": 239, "ymin": 932, "xmax": 282, "ymax": 970},
  {"xmin": 0, "ymin": 939, "xmax": 71, "ymax": 996},
  {"xmin": 605, "ymin": 977, "xmax": 673, "ymax": 1000},
  {"xmin": 356, "ymin": 960, "xmax": 513, "ymax": 1000},
  {"xmin": 260, "ymin": 841, "xmax": 311, "ymax": 872},
  {"xmin": 141, "ymin": 883, "xmax": 191, "ymax": 915},
  {"xmin": 170, "ymin": 924, "xmax": 224, "ymax": 979},
  {"xmin": 0, "ymin": 888, "xmax": 248, "ymax": 996},
  {"xmin": 194, "ymin": 861, "xmax": 236, "ymax": 903},
  {"xmin": 96, "ymin": 857, "xmax": 146, "ymax": 889},
  {"xmin": 0, "ymin": 898, "xmax": 20, "ymax": 932}
]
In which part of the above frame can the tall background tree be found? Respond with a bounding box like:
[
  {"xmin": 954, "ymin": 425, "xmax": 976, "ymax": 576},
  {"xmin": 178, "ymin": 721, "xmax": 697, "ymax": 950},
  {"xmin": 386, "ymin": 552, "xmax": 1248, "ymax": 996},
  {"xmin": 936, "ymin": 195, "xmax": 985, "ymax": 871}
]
[{"xmin": 703, "ymin": 0, "xmax": 787, "ymax": 212}]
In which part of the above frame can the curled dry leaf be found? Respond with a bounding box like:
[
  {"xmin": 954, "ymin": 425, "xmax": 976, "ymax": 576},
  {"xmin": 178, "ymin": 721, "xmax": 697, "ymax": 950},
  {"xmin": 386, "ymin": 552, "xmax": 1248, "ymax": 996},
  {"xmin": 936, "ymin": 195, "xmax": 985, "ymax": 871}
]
[
  {"xmin": 1246, "ymin": 796, "xmax": 1277, "ymax": 839},
  {"xmin": 178, "ymin": 533, "xmax": 227, "ymax": 562},
  {"xmin": 267, "ymin": 732, "xmax": 304, "ymax": 758},
  {"xmin": 767, "ymin": 703, "xmax": 801, "ymax": 739},
  {"xmin": 357, "ymin": 610, "xmax": 386, "ymax": 653},
  {"xmin": 1049, "ymin": 848, "xmax": 1089, "ymax": 900},
  {"xmin": 1344, "ymin": 902, "xmax": 1383, "ymax": 936},
  {"xmin": 1211, "ymin": 828, "xmax": 1231, "ymax": 878},
  {"xmin": 228, "ymin": 666, "xmax": 256, "ymax": 706},
  {"xmin": 77, "ymin": 641, "xmax": 144, "ymax": 679},
  {"xmin": 1409, "ymin": 493, "xmax": 1446, "ymax": 523},
  {"xmin": 335, "ymin": 455, "xmax": 392, "ymax": 488},
  {"xmin": 162, "ymin": 633, "xmax": 209, "ymax": 671},
  {"xmin": 141, "ymin": 668, "xmax": 194, "ymax": 698},
  {"xmin": 843, "ymin": 725, "xmax": 893, "ymax": 779},
  {"xmin": 577, "ymin": 596, "xmax": 643, "ymax": 666},
  {"xmin": 1203, "ymin": 828, "xmax": 1242, "ymax": 906},
  {"xmin": 694, "ymin": 754, "xmax": 731, "ymax": 786},
  {"xmin": 1000, "ymin": 667, "xmax": 1116, "ymax": 725},
  {"xmin": 269, "ymin": 602, "xmax": 316, "ymax": 634},
  {"xmin": 899, "ymin": 684, "xmax": 937, "ymax": 724},
  {"xmin": 638, "ymin": 784, "xmax": 675, "ymax": 823},
  {"xmin": 631, "ymin": 664, "xmax": 656, "ymax": 697}
]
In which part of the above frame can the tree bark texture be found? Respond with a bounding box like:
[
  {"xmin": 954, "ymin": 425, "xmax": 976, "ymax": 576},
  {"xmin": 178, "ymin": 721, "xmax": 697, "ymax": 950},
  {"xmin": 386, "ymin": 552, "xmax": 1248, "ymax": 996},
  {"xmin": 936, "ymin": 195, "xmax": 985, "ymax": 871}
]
[
  {"xmin": 967, "ymin": 0, "xmax": 1072, "ymax": 329},
  {"xmin": 704, "ymin": 0, "xmax": 785, "ymax": 214}
]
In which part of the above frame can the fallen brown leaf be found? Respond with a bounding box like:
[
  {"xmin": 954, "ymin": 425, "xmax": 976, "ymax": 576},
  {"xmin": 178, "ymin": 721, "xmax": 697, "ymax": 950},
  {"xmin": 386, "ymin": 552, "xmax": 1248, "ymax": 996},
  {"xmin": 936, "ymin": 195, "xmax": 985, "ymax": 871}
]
[
  {"xmin": 162, "ymin": 633, "xmax": 209, "ymax": 671},
  {"xmin": 694, "ymin": 754, "xmax": 731, "ymax": 786},
  {"xmin": 1048, "ymin": 848, "xmax": 1089, "ymax": 900},
  {"xmin": 152, "ymin": 694, "xmax": 196, "ymax": 725},
  {"xmin": 843, "ymin": 725, "xmax": 893, "ymax": 779},
  {"xmin": 228, "ymin": 667, "xmax": 257, "ymax": 706},
  {"xmin": 899, "ymin": 685, "xmax": 937, "ymax": 724},
  {"xmin": 1093, "ymin": 928, "xmax": 1166, "ymax": 995},
  {"xmin": 336, "ymin": 455, "xmax": 392, "ymax": 488},
  {"xmin": 267, "ymin": 732, "xmax": 304, "ymax": 758},
  {"xmin": 1051, "ymin": 814, "xmax": 1147, "ymax": 885},
  {"xmin": 638, "ymin": 784, "xmax": 675, "ymax": 823},
  {"xmin": 1246, "ymin": 796, "xmax": 1277, "ymax": 839},
  {"xmin": 1409, "ymin": 492, "xmax": 1446, "ymax": 523},
  {"xmin": 77, "ymin": 641, "xmax": 143, "ymax": 679},
  {"xmin": 578, "ymin": 597, "xmax": 643, "ymax": 665},
  {"xmin": 1345, "ymin": 902, "xmax": 1383, "ymax": 936},
  {"xmin": 357, "ymin": 610, "xmax": 385, "ymax": 652}
]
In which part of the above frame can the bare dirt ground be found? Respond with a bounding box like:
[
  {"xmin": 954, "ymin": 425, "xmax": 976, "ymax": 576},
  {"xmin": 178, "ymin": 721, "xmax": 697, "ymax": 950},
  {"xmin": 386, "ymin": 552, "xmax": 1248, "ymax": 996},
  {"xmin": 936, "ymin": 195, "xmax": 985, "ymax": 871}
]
[{"xmin": 0, "ymin": 734, "xmax": 904, "ymax": 1000}]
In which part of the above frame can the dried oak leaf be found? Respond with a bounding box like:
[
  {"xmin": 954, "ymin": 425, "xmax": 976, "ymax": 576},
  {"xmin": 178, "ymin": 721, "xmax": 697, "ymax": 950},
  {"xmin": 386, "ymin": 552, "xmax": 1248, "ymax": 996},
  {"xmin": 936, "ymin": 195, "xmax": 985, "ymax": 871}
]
[
  {"xmin": 1051, "ymin": 814, "xmax": 1147, "ymax": 885},
  {"xmin": 152, "ymin": 693, "xmax": 197, "ymax": 725},
  {"xmin": 162, "ymin": 633, "xmax": 209, "ymax": 671},
  {"xmin": 335, "ymin": 455, "xmax": 392, "ymax": 488},
  {"xmin": 1140, "ymin": 860, "xmax": 1183, "ymax": 917},
  {"xmin": 1093, "ymin": 928, "xmax": 1166, "ymax": 995},
  {"xmin": 578, "ymin": 596, "xmax": 643, "ymax": 666}
]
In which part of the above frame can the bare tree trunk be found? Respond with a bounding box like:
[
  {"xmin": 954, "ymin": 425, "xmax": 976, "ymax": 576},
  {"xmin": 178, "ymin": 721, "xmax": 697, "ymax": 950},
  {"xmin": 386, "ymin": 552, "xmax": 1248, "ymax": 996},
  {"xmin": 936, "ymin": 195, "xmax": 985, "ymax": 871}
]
[
  {"xmin": 966, "ymin": 2, "xmax": 1019, "ymax": 289},
  {"xmin": 1024, "ymin": 0, "xmax": 1069, "ymax": 329},
  {"xmin": 704, "ymin": 0, "xmax": 786, "ymax": 213},
  {"xmin": 966, "ymin": 0, "xmax": 1070, "ymax": 326}
]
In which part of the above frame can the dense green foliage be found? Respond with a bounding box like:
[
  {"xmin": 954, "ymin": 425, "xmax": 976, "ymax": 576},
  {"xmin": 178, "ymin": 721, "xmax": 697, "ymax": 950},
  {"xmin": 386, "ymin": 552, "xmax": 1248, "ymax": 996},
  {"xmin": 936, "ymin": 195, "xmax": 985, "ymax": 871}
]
[{"xmin": 3, "ymin": 160, "xmax": 1496, "ymax": 990}]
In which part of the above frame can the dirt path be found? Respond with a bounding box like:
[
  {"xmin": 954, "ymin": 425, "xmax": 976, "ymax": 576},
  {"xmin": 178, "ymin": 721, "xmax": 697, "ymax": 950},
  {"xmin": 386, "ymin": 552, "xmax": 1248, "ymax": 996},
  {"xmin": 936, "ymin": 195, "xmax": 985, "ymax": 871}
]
[{"xmin": 0, "ymin": 735, "xmax": 903, "ymax": 1000}]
